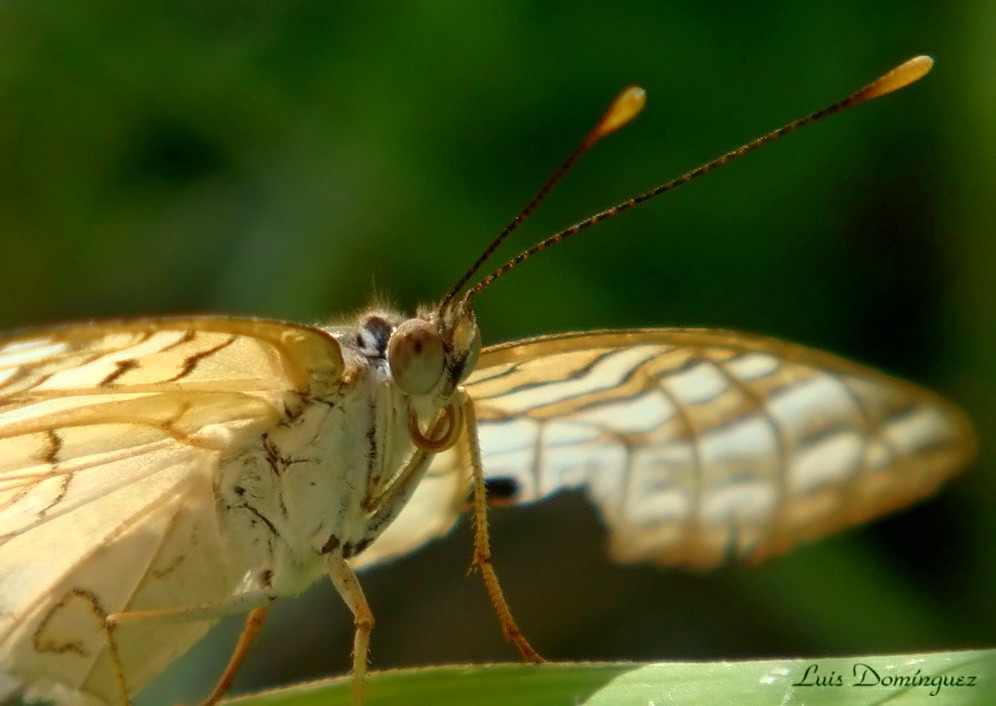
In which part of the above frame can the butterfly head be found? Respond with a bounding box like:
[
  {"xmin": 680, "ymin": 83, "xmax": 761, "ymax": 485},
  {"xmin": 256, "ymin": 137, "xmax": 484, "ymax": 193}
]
[
  {"xmin": 387, "ymin": 292, "xmax": 480, "ymax": 400},
  {"xmin": 375, "ymin": 294, "xmax": 478, "ymax": 453}
]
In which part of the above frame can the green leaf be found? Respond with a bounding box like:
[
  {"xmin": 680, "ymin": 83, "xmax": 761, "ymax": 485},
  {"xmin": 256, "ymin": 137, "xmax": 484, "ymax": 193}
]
[{"xmin": 225, "ymin": 649, "xmax": 995, "ymax": 705}]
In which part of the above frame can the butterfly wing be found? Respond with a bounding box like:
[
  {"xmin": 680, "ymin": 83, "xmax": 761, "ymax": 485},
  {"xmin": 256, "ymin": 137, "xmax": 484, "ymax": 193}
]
[
  {"xmin": 0, "ymin": 318, "xmax": 343, "ymax": 705},
  {"xmin": 355, "ymin": 328, "xmax": 974, "ymax": 571}
]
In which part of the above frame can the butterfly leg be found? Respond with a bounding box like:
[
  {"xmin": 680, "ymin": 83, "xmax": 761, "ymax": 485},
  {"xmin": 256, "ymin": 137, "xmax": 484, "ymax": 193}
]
[
  {"xmin": 107, "ymin": 590, "xmax": 273, "ymax": 624},
  {"xmin": 197, "ymin": 607, "xmax": 268, "ymax": 706},
  {"xmin": 107, "ymin": 591, "xmax": 274, "ymax": 704},
  {"xmin": 327, "ymin": 554, "xmax": 374, "ymax": 706},
  {"xmin": 460, "ymin": 390, "xmax": 543, "ymax": 663}
]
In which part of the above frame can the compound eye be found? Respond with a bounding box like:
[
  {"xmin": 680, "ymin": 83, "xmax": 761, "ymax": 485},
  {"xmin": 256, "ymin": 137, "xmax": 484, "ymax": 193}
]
[{"xmin": 388, "ymin": 319, "xmax": 445, "ymax": 395}]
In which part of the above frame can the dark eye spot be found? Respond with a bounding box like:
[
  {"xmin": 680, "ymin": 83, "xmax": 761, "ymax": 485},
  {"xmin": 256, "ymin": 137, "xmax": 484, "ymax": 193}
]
[{"xmin": 484, "ymin": 477, "xmax": 521, "ymax": 504}]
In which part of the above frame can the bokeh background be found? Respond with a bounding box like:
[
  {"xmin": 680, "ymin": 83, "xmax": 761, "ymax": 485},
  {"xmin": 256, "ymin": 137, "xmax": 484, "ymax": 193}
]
[{"xmin": 1, "ymin": 2, "xmax": 992, "ymax": 703}]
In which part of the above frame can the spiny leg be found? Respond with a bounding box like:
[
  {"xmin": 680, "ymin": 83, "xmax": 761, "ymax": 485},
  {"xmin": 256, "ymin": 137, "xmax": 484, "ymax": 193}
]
[
  {"xmin": 106, "ymin": 591, "xmax": 274, "ymax": 705},
  {"xmin": 327, "ymin": 554, "xmax": 375, "ymax": 706},
  {"xmin": 197, "ymin": 607, "xmax": 268, "ymax": 706},
  {"xmin": 460, "ymin": 390, "xmax": 542, "ymax": 663}
]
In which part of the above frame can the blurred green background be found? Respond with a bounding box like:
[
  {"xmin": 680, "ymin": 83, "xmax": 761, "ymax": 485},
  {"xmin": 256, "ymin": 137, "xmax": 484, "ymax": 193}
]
[{"xmin": 1, "ymin": 2, "xmax": 992, "ymax": 704}]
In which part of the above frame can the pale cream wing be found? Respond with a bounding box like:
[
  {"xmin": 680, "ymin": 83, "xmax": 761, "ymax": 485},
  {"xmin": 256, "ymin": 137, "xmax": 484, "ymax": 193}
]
[
  {"xmin": 359, "ymin": 328, "xmax": 975, "ymax": 571},
  {"xmin": 0, "ymin": 318, "xmax": 343, "ymax": 704}
]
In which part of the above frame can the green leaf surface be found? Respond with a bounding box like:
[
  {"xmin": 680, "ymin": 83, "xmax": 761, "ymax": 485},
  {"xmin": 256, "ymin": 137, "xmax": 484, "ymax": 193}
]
[{"xmin": 225, "ymin": 649, "xmax": 995, "ymax": 705}]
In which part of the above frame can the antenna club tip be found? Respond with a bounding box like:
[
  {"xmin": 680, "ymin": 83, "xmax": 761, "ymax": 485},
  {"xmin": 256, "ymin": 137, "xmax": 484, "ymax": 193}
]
[
  {"xmin": 595, "ymin": 85, "xmax": 647, "ymax": 137},
  {"xmin": 860, "ymin": 55, "xmax": 934, "ymax": 101}
]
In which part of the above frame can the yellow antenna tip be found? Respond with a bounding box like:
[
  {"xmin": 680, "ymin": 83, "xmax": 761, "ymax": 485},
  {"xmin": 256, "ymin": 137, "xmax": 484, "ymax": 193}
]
[
  {"xmin": 595, "ymin": 85, "xmax": 647, "ymax": 137},
  {"xmin": 859, "ymin": 55, "xmax": 934, "ymax": 101}
]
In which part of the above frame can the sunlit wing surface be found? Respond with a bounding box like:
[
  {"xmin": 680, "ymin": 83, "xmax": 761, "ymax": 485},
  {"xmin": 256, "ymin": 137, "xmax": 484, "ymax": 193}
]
[
  {"xmin": 358, "ymin": 328, "xmax": 975, "ymax": 571},
  {"xmin": 0, "ymin": 318, "xmax": 342, "ymax": 704},
  {"xmin": 0, "ymin": 317, "xmax": 976, "ymax": 702}
]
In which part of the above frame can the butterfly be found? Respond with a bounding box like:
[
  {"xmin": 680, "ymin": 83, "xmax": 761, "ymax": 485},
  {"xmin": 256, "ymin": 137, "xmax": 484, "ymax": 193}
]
[{"xmin": 0, "ymin": 56, "xmax": 975, "ymax": 706}]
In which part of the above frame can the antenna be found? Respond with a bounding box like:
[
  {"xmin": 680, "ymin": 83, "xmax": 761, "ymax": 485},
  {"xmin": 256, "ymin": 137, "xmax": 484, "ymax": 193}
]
[
  {"xmin": 465, "ymin": 56, "xmax": 933, "ymax": 298},
  {"xmin": 439, "ymin": 86, "xmax": 647, "ymax": 309}
]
